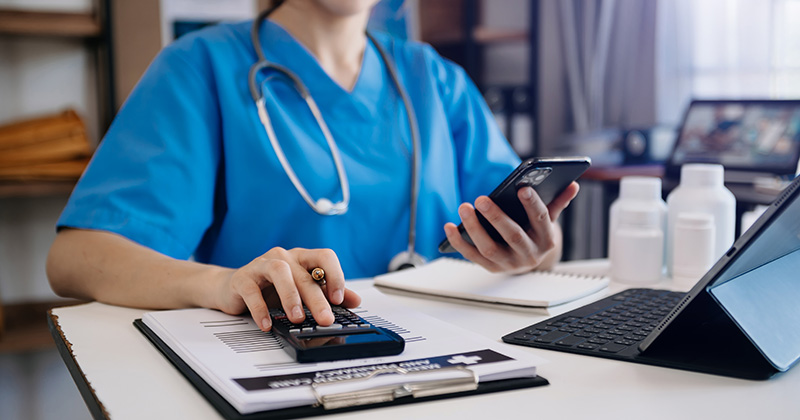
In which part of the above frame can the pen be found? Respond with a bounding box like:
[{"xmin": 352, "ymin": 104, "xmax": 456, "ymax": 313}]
[{"xmin": 310, "ymin": 267, "xmax": 326, "ymax": 286}]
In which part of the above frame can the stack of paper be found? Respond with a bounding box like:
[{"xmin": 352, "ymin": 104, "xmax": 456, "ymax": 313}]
[{"xmin": 139, "ymin": 289, "xmax": 546, "ymax": 415}]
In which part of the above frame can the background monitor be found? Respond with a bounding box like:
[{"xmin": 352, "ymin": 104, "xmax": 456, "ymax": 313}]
[{"xmin": 666, "ymin": 100, "xmax": 800, "ymax": 181}]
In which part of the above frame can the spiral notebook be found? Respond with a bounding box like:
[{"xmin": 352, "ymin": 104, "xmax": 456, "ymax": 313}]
[{"xmin": 374, "ymin": 258, "xmax": 609, "ymax": 311}]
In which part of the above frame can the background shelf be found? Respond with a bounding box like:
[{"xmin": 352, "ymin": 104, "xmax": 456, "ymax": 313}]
[{"xmin": 0, "ymin": 9, "xmax": 101, "ymax": 38}]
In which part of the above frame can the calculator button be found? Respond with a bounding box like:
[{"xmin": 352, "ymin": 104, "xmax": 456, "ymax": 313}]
[
  {"xmin": 357, "ymin": 323, "xmax": 371, "ymax": 328},
  {"xmin": 316, "ymin": 324, "xmax": 343, "ymax": 331},
  {"xmin": 289, "ymin": 328, "xmax": 301, "ymax": 334},
  {"xmin": 301, "ymin": 327, "xmax": 315, "ymax": 333}
]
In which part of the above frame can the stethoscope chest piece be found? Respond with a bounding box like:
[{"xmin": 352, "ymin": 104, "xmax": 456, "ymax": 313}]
[{"xmin": 387, "ymin": 250, "xmax": 427, "ymax": 272}]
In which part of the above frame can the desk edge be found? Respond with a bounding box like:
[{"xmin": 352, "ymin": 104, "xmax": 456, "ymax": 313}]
[{"xmin": 48, "ymin": 309, "xmax": 110, "ymax": 420}]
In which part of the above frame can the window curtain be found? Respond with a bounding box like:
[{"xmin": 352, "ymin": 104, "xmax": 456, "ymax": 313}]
[
  {"xmin": 656, "ymin": 0, "xmax": 800, "ymax": 125},
  {"xmin": 538, "ymin": 0, "xmax": 658, "ymax": 154}
]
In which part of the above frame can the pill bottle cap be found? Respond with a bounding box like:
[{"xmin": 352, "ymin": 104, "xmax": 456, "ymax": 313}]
[
  {"xmin": 680, "ymin": 164, "xmax": 724, "ymax": 187},
  {"xmin": 619, "ymin": 176, "xmax": 662, "ymax": 200}
]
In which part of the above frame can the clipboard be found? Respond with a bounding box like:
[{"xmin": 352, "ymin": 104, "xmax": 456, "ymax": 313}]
[{"xmin": 134, "ymin": 319, "xmax": 548, "ymax": 419}]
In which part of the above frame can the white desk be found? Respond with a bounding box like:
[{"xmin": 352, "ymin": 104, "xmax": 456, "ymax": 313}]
[{"xmin": 49, "ymin": 260, "xmax": 800, "ymax": 419}]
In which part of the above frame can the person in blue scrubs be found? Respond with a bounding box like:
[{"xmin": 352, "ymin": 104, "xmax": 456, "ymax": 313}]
[{"xmin": 46, "ymin": 0, "xmax": 579, "ymax": 330}]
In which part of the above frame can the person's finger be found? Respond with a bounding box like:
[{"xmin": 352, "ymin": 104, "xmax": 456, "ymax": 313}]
[
  {"xmin": 254, "ymin": 256, "xmax": 305, "ymax": 324},
  {"xmin": 443, "ymin": 222, "xmax": 499, "ymax": 271},
  {"xmin": 518, "ymin": 187, "xmax": 556, "ymax": 254},
  {"xmin": 468, "ymin": 197, "xmax": 520, "ymax": 265},
  {"xmin": 235, "ymin": 277, "xmax": 272, "ymax": 331},
  {"xmin": 455, "ymin": 201, "xmax": 509, "ymax": 268},
  {"xmin": 474, "ymin": 195, "xmax": 536, "ymax": 258},
  {"xmin": 547, "ymin": 182, "xmax": 580, "ymax": 221},
  {"xmin": 296, "ymin": 248, "xmax": 345, "ymax": 305},
  {"xmin": 292, "ymin": 249, "xmax": 343, "ymax": 326},
  {"xmin": 341, "ymin": 289, "xmax": 362, "ymax": 308},
  {"xmin": 263, "ymin": 249, "xmax": 329, "ymax": 326}
]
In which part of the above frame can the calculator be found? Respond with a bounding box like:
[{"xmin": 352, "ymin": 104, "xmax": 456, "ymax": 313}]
[{"xmin": 269, "ymin": 306, "xmax": 405, "ymax": 363}]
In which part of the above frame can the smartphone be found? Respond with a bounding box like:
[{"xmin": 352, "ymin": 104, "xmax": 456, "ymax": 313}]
[
  {"xmin": 269, "ymin": 306, "xmax": 405, "ymax": 363},
  {"xmin": 438, "ymin": 156, "xmax": 591, "ymax": 253}
]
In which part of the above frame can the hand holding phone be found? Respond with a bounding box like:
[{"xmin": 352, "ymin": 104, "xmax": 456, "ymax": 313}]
[{"xmin": 439, "ymin": 157, "xmax": 590, "ymax": 254}]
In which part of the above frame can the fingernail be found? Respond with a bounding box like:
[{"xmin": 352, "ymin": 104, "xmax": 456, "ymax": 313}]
[
  {"xmin": 475, "ymin": 199, "xmax": 490, "ymax": 212},
  {"xmin": 520, "ymin": 187, "xmax": 533, "ymax": 199},
  {"xmin": 322, "ymin": 307, "xmax": 333, "ymax": 320},
  {"xmin": 292, "ymin": 305, "xmax": 304, "ymax": 320},
  {"xmin": 332, "ymin": 289, "xmax": 344, "ymax": 304},
  {"xmin": 261, "ymin": 318, "xmax": 272, "ymax": 331}
]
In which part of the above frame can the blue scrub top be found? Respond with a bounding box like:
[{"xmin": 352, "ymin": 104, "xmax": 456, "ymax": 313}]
[{"xmin": 58, "ymin": 19, "xmax": 521, "ymax": 279}]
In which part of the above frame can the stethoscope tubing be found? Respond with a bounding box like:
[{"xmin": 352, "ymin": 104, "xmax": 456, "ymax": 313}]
[{"xmin": 248, "ymin": 5, "xmax": 423, "ymax": 266}]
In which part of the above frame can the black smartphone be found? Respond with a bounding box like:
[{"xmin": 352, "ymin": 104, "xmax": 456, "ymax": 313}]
[
  {"xmin": 269, "ymin": 306, "xmax": 405, "ymax": 363},
  {"xmin": 438, "ymin": 156, "xmax": 591, "ymax": 253}
]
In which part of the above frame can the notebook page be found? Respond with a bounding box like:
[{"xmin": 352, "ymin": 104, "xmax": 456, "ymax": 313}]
[{"xmin": 374, "ymin": 258, "xmax": 609, "ymax": 308}]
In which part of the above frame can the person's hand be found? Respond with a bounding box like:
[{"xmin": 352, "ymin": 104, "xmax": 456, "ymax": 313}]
[
  {"xmin": 443, "ymin": 182, "xmax": 580, "ymax": 274},
  {"xmin": 214, "ymin": 247, "xmax": 361, "ymax": 332}
]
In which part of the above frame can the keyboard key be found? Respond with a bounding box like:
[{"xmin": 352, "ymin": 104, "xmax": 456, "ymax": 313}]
[
  {"xmin": 534, "ymin": 331, "xmax": 570, "ymax": 343},
  {"xmin": 514, "ymin": 334, "xmax": 536, "ymax": 341},
  {"xmin": 555, "ymin": 335, "xmax": 586, "ymax": 347},
  {"xmin": 599, "ymin": 343, "xmax": 629, "ymax": 353},
  {"xmin": 502, "ymin": 288, "xmax": 686, "ymax": 361}
]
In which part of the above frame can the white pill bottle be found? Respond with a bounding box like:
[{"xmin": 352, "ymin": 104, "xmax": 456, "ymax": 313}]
[
  {"xmin": 608, "ymin": 176, "xmax": 667, "ymax": 270},
  {"xmin": 665, "ymin": 164, "xmax": 736, "ymax": 277}
]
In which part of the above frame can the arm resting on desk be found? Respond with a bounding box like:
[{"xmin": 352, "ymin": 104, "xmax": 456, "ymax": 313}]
[
  {"xmin": 47, "ymin": 229, "xmax": 230, "ymax": 311},
  {"xmin": 46, "ymin": 229, "xmax": 360, "ymax": 331}
]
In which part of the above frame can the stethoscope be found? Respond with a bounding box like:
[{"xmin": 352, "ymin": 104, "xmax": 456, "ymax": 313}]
[{"xmin": 247, "ymin": 7, "xmax": 426, "ymax": 271}]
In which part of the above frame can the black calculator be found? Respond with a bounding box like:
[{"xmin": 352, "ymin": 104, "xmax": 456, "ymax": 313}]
[{"xmin": 269, "ymin": 306, "xmax": 405, "ymax": 363}]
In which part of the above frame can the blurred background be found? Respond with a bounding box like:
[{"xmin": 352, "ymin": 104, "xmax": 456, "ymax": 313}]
[{"xmin": 1, "ymin": 1, "xmax": 799, "ymax": 418}]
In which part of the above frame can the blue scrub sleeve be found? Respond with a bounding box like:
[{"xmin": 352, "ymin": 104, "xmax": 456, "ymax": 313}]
[
  {"xmin": 429, "ymin": 48, "xmax": 521, "ymax": 202},
  {"xmin": 57, "ymin": 43, "xmax": 222, "ymax": 259}
]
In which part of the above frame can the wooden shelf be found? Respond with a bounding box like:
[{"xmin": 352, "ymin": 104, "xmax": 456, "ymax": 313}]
[
  {"xmin": 0, "ymin": 299, "xmax": 86, "ymax": 354},
  {"xmin": 425, "ymin": 27, "xmax": 530, "ymax": 46},
  {"xmin": 472, "ymin": 27, "xmax": 528, "ymax": 43},
  {"xmin": 0, "ymin": 9, "xmax": 101, "ymax": 38},
  {"xmin": 0, "ymin": 180, "xmax": 78, "ymax": 198},
  {"xmin": 581, "ymin": 164, "xmax": 666, "ymax": 182}
]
